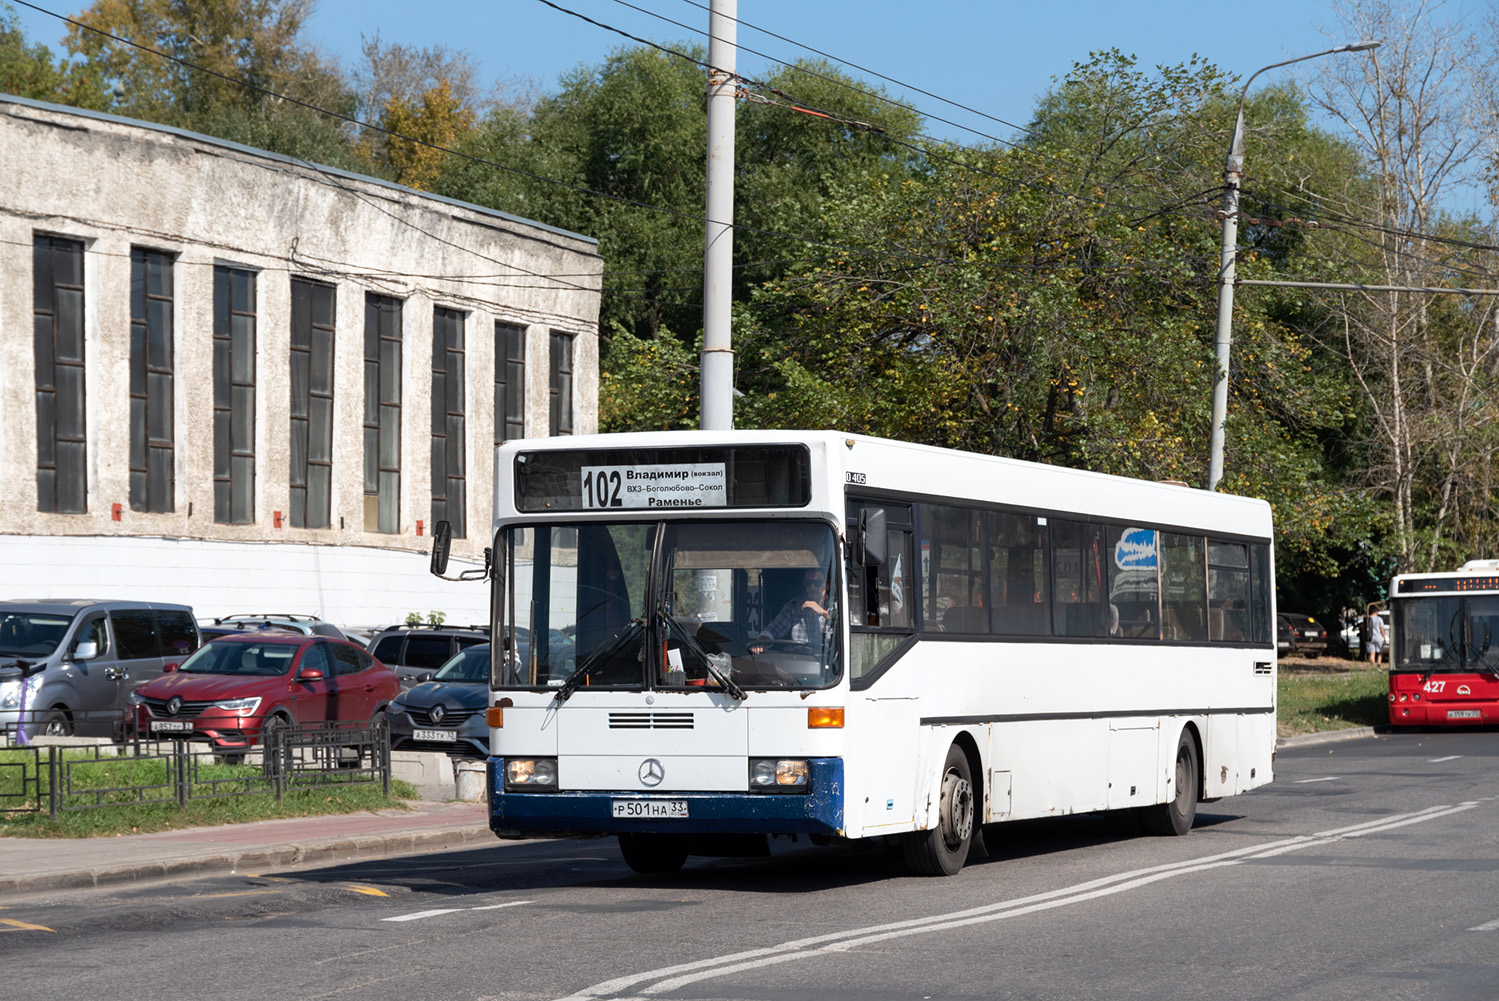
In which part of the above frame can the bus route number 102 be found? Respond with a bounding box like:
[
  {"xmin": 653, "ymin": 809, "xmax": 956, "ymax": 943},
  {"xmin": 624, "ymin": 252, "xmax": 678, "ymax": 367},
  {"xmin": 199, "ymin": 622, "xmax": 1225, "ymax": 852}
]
[{"xmin": 583, "ymin": 469, "xmax": 624, "ymax": 508}]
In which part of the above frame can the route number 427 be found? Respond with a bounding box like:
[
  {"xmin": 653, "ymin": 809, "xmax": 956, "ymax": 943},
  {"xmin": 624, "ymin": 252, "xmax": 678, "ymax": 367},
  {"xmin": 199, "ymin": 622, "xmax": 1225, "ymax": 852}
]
[{"xmin": 1423, "ymin": 679, "xmax": 1446, "ymax": 693}]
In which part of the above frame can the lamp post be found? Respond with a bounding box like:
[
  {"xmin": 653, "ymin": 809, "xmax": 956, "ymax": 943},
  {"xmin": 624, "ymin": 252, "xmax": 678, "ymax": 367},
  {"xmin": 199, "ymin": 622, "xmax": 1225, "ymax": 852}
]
[{"xmin": 1207, "ymin": 41, "xmax": 1379, "ymax": 492}]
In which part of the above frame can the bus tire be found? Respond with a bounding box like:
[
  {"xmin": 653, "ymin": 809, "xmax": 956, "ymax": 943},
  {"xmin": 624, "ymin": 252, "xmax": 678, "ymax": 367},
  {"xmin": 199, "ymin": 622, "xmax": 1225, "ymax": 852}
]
[
  {"xmin": 1143, "ymin": 729, "xmax": 1199, "ymax": 836},
  {"xmin": 618, "ymin": 833, "xmax": 688, "ymax": 874},
  {"xmin": 901, "ymin": 743, "xmax": 975, "ymax": 876}
]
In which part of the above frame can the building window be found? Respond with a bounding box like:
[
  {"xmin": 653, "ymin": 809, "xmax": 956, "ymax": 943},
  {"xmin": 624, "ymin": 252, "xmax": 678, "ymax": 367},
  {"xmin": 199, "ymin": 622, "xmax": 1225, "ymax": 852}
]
[
  {"xmin": 213, "ymin": 265, "xmax": 257, "ymax": 524},
  {"xmin": 290, "ymin": 278, "xmax": 335, "ymax": 529},
  {"xmin": 432, "ymin": 306, "xmax": 466, "ymax": 538},
  {"xmin": 33, "ymin": 235, "xmax": 87, "ymax": 514},
  {"xmin": 130, "ymin": 248, "xmax": 175, "ymax": 513},
  {"xmin": 364, "ymin": 294, "xmax": 402, "ymax": 533},
  {"xmin": 495, "ymin": 322, "xmax": 525, "ymax": 445},
  {"xmin": 549, "ymin": 331, "xmax": 574, "ymax": 436}
]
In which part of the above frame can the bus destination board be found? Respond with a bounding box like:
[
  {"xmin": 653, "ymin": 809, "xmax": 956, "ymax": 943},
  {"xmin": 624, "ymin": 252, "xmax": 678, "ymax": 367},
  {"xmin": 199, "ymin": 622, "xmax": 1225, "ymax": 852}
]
[
  {"xmin": 1396, "ymin": 574, "xmax": 1499, "ymax": 593},
  {"xmin": 581, "ymin": 463, "xmax": 727, "ymax": 510}
]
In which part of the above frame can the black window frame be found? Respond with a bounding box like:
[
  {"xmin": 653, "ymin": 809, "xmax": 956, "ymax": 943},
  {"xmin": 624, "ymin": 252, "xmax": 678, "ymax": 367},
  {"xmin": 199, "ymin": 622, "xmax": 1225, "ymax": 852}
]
[
  {"xmin": 130, "ymin": 247, "xmax": 176, "ymax": 513},
  {"xmin": 290, "ymin": 277, "xmax": 336, "ymax": 530},
  {"xmin": 432, "ymin": 306, "xmax": 467, "ymax": 538},
  {"xmin": 495, "ymin": 321, "xmax": 526, "ymax": 446},
  {"xmin": 213, "ymin": 264, "xmax": 257, "ymax": 525},
  {"xmin": 548, "ymin": 330, "xmax": 574, "ymax": 436},
  {"xmin": 34, "ymin": 234, "xmax": 88, "ymax": 514},
  {"xmin": 364, "ymin": 294, "xmax": 403, "ymax": 534}
]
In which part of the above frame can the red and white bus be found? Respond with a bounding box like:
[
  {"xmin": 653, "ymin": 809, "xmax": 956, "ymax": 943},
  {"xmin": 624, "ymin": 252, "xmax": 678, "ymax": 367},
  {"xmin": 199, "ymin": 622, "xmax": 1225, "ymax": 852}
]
[{"xmin": 1388, "ymin": 560, "xmax": 1499, "ymax": 725}]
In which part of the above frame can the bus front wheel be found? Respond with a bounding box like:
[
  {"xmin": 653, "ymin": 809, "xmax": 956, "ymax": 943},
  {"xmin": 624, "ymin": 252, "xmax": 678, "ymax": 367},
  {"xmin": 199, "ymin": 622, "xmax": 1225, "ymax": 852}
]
[
  {"xmin": 1142, "ymin": 729, "xmax": 1199, "ymax": 836},
  {"xmin": 901, "ymin": 743, "xmax": 975, "ymax": 876},
  {"xmin": 618, "ymin": 833, "xmax": 688, "ymax": 874}
]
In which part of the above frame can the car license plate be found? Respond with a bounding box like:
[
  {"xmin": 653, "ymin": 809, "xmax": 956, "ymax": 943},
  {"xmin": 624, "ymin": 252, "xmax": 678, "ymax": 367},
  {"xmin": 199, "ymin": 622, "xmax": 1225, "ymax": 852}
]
[
  {"xmin": 412, "ymin": 728, "xmax": 458, "ymax": 742},
  {"xmin": 151, "ymin": 720, "xmax": 193, "ymax": 732},
  {"xmin": 612, "ymin": 799, "xmax": 688, "ymax": 819},
  {"xmin": 1447, "ymin": 709, "xmax": 1481, "ymax": 719}
]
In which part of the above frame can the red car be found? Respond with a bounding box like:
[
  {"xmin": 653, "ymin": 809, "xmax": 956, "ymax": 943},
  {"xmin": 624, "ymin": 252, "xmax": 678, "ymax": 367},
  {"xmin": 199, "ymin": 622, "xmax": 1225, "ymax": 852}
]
[{"xmin": 129, "ymin": 633, "xmax": 399, "ymax": 750}]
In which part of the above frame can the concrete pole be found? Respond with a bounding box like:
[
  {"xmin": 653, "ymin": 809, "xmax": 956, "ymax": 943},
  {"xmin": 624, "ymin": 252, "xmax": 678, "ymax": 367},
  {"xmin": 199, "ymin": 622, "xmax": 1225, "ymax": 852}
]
[
  {"xmin": 700, "ymin": 0, "xmax": 736, "ymax": 430},
  {"xmin": 1207, "ymin": 110, "xmax": 1243, "ymax": 493}
]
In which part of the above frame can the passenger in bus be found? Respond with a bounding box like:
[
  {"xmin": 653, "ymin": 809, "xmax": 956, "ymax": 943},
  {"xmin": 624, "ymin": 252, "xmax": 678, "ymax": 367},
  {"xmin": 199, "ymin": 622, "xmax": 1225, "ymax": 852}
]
[{"xmin": 750, "ymin": 568, "xmax": 831, "ymax": 653}]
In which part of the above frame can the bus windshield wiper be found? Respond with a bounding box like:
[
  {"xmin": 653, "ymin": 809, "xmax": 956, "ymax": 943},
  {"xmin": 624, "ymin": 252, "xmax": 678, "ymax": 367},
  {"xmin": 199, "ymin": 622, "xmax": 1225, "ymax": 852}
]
[
  {"xmin": 553, "ymin": 619, "xmax": 643, "ymax": 703},
  {"xmin": 661, "ymin": 613, "xmax": 747, "ymax": 700}
]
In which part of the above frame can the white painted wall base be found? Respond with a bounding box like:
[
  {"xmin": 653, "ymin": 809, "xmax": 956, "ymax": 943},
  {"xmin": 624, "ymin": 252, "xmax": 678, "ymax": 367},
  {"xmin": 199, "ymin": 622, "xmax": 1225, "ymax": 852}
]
[{"xmin": 0, "ymin": 534, "xmax": 489, "ymax": 629}]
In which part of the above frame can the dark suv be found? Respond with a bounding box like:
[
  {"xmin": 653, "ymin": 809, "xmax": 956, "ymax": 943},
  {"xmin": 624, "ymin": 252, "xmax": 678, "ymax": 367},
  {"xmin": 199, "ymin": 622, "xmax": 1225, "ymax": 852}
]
[
  {"xmin": 1278, "ymin": 613, "xmax": 1328, "ymax": 659},
  {"xmin": 367, "ymin": 624, "xmax": 490, "ymax": 689}
]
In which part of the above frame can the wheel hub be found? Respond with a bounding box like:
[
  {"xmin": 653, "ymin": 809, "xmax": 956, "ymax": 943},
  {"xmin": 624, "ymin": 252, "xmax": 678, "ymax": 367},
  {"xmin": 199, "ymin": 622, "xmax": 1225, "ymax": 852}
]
[{"xmin": 940, "ymin": 769, "xmax": 974, "ymax": 848}]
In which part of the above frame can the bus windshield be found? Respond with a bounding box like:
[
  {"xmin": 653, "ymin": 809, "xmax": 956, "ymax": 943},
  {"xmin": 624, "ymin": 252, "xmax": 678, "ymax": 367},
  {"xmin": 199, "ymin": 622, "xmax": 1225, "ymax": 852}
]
[
  {"xmin": 1393, "ymin": 594, "xmax": 1499, "ymax": 673},
  {"xmin": 494, "ymin": 519, "xmax": 840, "ymax": 691}
]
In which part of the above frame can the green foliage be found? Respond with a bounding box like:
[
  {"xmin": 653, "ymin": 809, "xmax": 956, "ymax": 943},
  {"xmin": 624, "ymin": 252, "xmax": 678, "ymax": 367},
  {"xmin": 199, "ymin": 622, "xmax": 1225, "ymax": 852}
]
[
  {"xmin": 0, "ymin": 6, "xmax": 111, "ymax": 108},
  {"xmin": 426, "ymin": 610, "xmax": 446, "ymax": 627},
  {"xmin": 404, "ymin": 611, "xmax": 422, "ymax": 627}
]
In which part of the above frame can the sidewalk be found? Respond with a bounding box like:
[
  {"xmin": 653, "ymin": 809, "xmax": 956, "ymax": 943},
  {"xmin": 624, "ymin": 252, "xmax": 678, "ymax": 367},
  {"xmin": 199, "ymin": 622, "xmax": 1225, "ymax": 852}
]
[{"xmin": 0, "ymin": 797, "xmax": 495, "ymax": 898}]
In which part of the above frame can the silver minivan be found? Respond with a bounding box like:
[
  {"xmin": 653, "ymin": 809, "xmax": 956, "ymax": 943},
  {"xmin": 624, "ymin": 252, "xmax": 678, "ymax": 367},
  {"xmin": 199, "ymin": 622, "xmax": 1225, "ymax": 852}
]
[{"xmin": 0, "ymin": 599, "xmax": 200, "ymax": 738}]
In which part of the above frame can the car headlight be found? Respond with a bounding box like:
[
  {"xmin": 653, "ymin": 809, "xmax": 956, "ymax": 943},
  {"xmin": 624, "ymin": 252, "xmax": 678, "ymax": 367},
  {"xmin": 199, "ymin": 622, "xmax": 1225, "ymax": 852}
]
[
  {"xmin": 386, "ymin": 701, "xmax": 407, "ymax": 716},
  {"xmin": 126, "ymin": 690, "xmax": 146, "ymax": 707},
  {"xmin": 504, "ymin": 757, "xmax": 559, "ymax": 792},
  {"xmin": 749, "ymin": 758, "xmax": 810, "ymax": 793},
  {"xmin": 0, "ymin": 681, "xmax": 21, "ymax": 710},
  {"xmin": 211, "ymin": 697, "xmax": 262, "ymax": 714}
]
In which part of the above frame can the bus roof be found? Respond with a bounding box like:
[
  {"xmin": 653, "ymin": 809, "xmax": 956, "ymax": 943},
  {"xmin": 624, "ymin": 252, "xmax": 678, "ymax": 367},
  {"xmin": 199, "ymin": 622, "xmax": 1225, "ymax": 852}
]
[{"xmin": 496, "ymin": 430, "xmax": 1272, "ymax": 539}]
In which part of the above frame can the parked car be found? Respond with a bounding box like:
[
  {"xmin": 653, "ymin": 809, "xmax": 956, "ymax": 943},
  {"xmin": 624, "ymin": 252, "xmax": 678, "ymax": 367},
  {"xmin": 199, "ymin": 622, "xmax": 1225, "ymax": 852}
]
[
  {"xmin": 199, "ymin": 613, "xmax": 346, "ymax": 640},
  {"xmin": 1277, "ymin": 615, "xmax": 1293, "ymax": 657},
  {"xmin": 129, "ymin": 633, "xmax": 398, "ymax": 753},
  {"xmin": 387, "ymin": 644, "xmax": 492, "ymax": 758},
  {"xmin": 1278, "ymin": 613, "xmax": 1328, "ymax": 658},
  {"xmin": 0, "ymin": 599, "xmax": 199, "ymax": 737},
  {"xmin": 367, "ymin": 624, "xmax": 491, "ymax": 689}
]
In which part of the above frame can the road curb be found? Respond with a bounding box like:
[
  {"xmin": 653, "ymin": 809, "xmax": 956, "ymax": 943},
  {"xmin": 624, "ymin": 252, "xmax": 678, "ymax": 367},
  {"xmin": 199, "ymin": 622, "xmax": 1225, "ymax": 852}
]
[
  {"xmin": 1277, "ymin": 726, "xmax": 1383, "ymax": 749},
  {"xmin": 0, "ymin": 823, "xmax": 496, "ymax": 898}
]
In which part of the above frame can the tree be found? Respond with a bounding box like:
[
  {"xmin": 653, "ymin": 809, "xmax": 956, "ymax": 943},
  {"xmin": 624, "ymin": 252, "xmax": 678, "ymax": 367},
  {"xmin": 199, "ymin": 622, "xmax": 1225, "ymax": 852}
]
[{"xmin": 0, "ymin": 5, "xmax": 111, "ymax": 109}]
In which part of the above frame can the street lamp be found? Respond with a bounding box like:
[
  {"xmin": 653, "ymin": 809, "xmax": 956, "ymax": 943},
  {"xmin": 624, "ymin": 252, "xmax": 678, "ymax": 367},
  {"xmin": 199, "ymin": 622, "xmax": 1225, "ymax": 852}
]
[{"xmin": 1207, "ymin": 41, "xmax": 1379, "ymax": 492}]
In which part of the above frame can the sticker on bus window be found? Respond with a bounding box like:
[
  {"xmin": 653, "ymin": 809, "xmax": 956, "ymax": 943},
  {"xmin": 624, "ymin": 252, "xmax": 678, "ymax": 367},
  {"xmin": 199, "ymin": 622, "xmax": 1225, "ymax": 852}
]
[{"xmin": 580, "ymin": 463, "xmax": 727, "ymax": 510}]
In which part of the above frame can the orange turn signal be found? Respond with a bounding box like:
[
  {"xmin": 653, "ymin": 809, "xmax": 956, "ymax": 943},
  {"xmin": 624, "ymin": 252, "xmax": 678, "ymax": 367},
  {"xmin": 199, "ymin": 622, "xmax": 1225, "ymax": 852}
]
[
  {"xmin": 485, "ymin": 706, "xmax": 504, "ymax": 728},
  {"xmin": 807, "ymin": 707, "xmax": 844, "ymax": 728}
]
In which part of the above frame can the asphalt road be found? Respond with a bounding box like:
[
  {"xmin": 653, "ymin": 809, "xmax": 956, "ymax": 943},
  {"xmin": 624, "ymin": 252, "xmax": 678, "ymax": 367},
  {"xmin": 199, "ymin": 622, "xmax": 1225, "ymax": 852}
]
[{"xmin": 4, "ymin": 729, "xmax": 1497, "ymax": 1001}]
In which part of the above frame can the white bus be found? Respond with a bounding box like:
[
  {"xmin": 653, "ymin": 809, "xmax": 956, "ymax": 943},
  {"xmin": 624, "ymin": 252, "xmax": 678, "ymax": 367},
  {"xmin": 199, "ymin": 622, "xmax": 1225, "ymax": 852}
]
[{"xmin": 439, "ymin": 431, "xmax": 1277, "ymax": 876}]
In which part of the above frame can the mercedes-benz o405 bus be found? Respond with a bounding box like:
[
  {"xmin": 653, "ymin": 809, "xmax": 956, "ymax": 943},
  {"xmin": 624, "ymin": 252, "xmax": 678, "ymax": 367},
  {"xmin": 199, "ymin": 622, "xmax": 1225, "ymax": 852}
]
[{"xmin": 433, "ymin": 431, "xmax": 1277, "ymax": 876}]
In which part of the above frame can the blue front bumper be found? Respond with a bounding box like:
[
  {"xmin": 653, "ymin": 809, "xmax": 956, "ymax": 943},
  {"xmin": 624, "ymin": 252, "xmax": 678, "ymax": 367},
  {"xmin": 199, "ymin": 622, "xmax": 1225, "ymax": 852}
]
[{"xmin": 487, "ymin": 757, "xmax": 844, "ymax": 837}]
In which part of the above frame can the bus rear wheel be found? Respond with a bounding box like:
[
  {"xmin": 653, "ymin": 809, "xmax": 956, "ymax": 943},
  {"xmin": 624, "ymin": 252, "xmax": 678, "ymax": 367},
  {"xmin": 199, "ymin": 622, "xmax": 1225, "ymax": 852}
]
[
  {"xmin": 618, "ymin": 833, "xmax": 688, "ymax": 874},
  {"xmin": 1142, "ymin": 730, "xmax": 1199, "ymax": 836},
  {"xmin": 901, "ymin": 743, "xmax": 975, "ymax": 876}
]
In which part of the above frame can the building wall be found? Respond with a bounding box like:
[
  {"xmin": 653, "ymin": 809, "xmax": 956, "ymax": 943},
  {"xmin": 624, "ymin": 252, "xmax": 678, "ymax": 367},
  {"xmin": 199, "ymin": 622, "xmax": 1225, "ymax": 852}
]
[{"xmin": 0, "ymin": 96, "xmax": 602, "ymax": 626}]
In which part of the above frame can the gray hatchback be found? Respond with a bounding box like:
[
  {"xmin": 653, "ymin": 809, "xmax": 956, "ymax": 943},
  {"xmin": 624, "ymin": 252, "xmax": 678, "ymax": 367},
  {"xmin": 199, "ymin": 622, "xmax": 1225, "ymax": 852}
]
[
  {"xmin": 385, "ymin": 644, "xmax": 491, "ymax": 758},
  {"xmin": 0, "ymin": 599, "xmax": 199, "ymax": 737}
]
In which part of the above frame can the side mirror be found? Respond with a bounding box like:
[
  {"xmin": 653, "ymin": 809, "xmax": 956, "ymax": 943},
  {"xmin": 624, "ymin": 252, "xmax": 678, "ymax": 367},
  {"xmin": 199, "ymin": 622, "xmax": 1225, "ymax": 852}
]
[
  {"xmin": 430, "ymin": 520, "xmax": 453, "ymax": 577},
  {"xmin": 857, "ymin": 507, "xmax": 887, "ymax": 566},
  {"xmin": 298, "ymin": 667, "xmax": 325, "ymax": 681},
  {"xmin": 163, "ymin": 662, "xmax": 179, "ymax": 673},
  {"xmin": 71, "ymin": 640, "xmax": 99, "ymax": 661},
  {"xmin": 419, "ymin": 671, "xmax": 435, "ymax": 682}
]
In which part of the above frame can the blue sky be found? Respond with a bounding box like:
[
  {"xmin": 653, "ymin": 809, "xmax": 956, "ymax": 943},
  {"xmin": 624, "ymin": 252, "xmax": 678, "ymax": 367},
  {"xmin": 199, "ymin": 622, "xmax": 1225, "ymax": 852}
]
[{"xmin": 9, "ymin": 0, "xmax": 1358, "ymax": 144}]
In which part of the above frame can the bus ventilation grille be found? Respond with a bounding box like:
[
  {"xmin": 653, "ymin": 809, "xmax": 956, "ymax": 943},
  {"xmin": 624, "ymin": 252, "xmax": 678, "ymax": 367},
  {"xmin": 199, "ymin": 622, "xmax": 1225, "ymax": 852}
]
[
  {"xmin": 609, "ymin": 712, "xmax": 695, "ymax": 729},
  {"xmin": 1254, "ymin": 661, "xmax": 1273, "ymax": 675}
]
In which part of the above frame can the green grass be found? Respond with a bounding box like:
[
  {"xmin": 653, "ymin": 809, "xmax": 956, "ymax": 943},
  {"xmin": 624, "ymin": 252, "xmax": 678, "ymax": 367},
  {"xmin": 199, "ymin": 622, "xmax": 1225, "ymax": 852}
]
[
  {"xmin": 0, "ymin": 748, "xmax": 420, "ymax": 838},
  {"xmin": 1278, "ymin": 661, "xmax": 1389, "ymax": 737}
]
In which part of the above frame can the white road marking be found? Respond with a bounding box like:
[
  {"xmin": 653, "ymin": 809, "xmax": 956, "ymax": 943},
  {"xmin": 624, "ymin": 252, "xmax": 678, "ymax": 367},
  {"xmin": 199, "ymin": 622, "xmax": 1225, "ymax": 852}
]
[
  {"xmin": 1294, "ymin": 776, "xmax": 1338, "ymax": 783},
  {"xmin": 555, "ymin": 802, "xmax": 1486, "ymax": 1000},
  {"xmin": 382, "ymin": 900, "xmax": 532, "ymax": 922},
  {"xmin": 382, "ymin": 909, "xmax": 465, "ymax": 923},
  {"xmin": 1429, "ymin": 755, "xmax": 1462, "ymax": 763},
  {"xmin": 1470, "ymin": 917, "xmax": 1499, "ymax": 932}
]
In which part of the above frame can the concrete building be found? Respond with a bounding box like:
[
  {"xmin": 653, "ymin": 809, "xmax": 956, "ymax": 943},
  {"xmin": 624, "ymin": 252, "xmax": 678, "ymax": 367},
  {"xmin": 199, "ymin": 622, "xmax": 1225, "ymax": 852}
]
[{"xmin": 0, "ymin": 94, "xmax": 601, "ymax": 629}]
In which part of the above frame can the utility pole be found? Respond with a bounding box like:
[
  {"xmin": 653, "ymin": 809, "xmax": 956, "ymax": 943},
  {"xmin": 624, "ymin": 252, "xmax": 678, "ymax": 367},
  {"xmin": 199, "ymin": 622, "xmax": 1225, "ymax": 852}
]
[
  {"xmin": 1207, "ymin": 42, "xmax": 1378, "ymax": 492},
  {"xmin": 700, "ymin": 0, "xmax": 736, "ymax": 430}
]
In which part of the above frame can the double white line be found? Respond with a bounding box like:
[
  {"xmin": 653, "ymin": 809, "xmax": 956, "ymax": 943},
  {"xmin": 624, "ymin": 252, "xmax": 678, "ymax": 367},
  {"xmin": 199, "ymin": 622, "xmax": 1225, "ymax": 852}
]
[{"xmin": 558, "ymin": 802, "xmax": 1482, "ymax": 1000}]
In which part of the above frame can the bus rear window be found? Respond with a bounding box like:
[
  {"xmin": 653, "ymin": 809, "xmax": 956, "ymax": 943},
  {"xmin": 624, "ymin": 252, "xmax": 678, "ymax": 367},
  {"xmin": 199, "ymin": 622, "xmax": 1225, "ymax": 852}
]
[{"xmin": 515, "ymin": 446, "xmax": 811, "ymax": 512}]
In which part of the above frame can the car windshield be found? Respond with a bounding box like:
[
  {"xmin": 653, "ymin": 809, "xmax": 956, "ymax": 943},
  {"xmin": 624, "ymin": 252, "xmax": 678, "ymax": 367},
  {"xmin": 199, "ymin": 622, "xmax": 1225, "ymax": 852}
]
[
  {"xmin": 178, "ymin": 640, "xmax": 300, "ymax": 676},
  {"xmin": 495, "ymin": 519, "xmax": 840, "ymax": 692},
  {"xmin": 0, "ymin": 611, "xmax": 77, "ymax": 658},
  {"xmin": 1393, "ymin": 595, "xmax": 1499, "ymax": 673},
  {"xmin": 433, "ymin": 646, "xmax": 490, "ymax": 683}
]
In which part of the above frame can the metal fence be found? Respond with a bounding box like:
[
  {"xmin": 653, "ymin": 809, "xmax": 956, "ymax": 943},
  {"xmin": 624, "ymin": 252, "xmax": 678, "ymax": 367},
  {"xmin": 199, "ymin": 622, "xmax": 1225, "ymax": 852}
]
[{"xmin": 0, "ymin": 715, "xmax": 391, "ymax": 818}]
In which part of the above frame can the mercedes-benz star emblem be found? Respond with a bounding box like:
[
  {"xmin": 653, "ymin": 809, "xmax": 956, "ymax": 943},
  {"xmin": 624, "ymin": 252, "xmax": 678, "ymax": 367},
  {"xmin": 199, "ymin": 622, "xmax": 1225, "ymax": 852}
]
[
  {"xmin": 638, "ymin": 758, "xmax": 665, "ymax": 786},
  {"xmin": 429, "ymin": 703, "xmax": 446, "ymax": 724},
  {"xmin": 165, "ymin": 696, "xmax": 183, "ymax": 717}
]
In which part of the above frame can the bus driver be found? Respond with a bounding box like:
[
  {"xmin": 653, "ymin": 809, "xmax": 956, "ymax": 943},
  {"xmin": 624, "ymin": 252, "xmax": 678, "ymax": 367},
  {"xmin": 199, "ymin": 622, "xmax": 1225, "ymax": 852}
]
[{"xmin": 750, "ymin": 568, "xmax": 830, "ymax": 653}]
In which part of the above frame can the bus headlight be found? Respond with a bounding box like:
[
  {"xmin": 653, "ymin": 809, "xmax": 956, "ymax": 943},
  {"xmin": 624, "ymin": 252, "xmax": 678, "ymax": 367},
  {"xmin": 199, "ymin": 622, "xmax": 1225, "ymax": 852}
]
[
  {"xmin": 505, "ymin": 757, "xmax": 559, "ymax": 792},
  {"xmin": 749, "ymin": 758, "xmax": 809, "ymax": 793}
]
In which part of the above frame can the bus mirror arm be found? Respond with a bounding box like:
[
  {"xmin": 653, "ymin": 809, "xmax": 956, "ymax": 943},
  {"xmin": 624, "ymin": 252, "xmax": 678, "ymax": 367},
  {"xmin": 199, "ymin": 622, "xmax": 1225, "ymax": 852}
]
[{"xmin": 429, "ymin": 522, "xmax": 492, "ymax": 582}]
